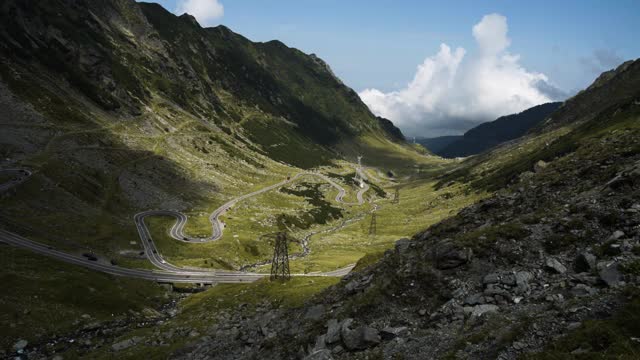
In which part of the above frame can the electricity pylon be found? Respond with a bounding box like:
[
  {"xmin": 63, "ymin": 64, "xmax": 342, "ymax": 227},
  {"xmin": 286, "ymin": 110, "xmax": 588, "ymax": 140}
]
[
  {"xmin": 392, "ymin": 187, "xmax": 400, "ymax": 204},
  {"xmin": 368, "ymin": 213, "xmax": 377, "ymax": 236},
  {"xmin": 270, "ymin": 232, "xmax": 290, "ymax": 281}
]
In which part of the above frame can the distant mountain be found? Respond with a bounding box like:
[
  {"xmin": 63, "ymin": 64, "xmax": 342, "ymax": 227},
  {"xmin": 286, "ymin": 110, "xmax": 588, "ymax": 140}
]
[
  {"xmin": 416, "ymin": 135, "xmax": 461, "ymax": 154},
  {"xmin": 424, "ymin": 102, "xmax": 562, "ymax": 158}
]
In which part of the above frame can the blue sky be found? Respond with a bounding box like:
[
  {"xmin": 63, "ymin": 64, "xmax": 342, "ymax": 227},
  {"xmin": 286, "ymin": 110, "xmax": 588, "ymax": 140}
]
[{"xmin": 143, "ymin": 1, "xmax": 640, "ymax": 136}]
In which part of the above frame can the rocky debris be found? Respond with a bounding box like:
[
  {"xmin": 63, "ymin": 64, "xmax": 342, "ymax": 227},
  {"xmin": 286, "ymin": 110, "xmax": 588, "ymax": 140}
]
[
  {"xmin": 344, "ymin": 274, "xmax": 373, "ymax": 294},
  {"xmin": 394, "ymin": 238, "xmax": 412, "ymax": 255},
  {"xmin": 545, "ymin": 257, "xmax": 567, "ymax": 274},
  {"xmin": 304, "ymin": 349, "xmax": 334, "ymax": 360},
  {"xmin": 305, "ymin": 305, "xmax": 325, "ymax": 321}
]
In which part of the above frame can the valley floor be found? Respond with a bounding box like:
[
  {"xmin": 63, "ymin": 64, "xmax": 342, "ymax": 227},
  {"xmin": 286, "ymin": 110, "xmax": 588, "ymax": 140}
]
[{"xmin": 1, "ymin": 150, "xmax": 487, "ymax": 358}]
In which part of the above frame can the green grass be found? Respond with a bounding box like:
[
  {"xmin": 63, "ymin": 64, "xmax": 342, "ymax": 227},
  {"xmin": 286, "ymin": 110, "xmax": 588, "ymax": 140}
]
[
  {"xmin": 352, "ymin": 250, "xmax": 386, "ymax": 272},
  {"xmin": 0, "ymin": 245, "xmax": 167, "ymax": 350},
  {"xmin": 77, "ymin": 277, "xmax": 339, "ymax": 359},
  {"xmin": 287, "ymin": 173, "xmax": 485, "ymax": 274},
  {"xmin": 181, "ymin": 277, "xmax": 339, "ymax": 312}
]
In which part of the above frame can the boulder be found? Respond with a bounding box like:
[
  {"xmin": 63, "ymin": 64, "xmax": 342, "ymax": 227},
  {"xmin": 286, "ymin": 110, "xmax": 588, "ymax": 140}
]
[
  {"xmin": 534, "ymin": 160, "xmax": 548, "ymax": 173},
  {"xmin": 463, "ymin": 304, "xmax": 499, "ymax": 317},
  {"xmin": 313, "ymin": 335, "xmax": 327, "ymax": 351},
  {"xmin": 380, "ymin": 327, "xmax": 408, "ymax": 340},
  {"xmin": 545, "ymin": 258, "xmax": 567, "ymax": 274},
  {"xmin": 433, "ymin": 241, "xmax": 473, "ymax": 269},
  {"xmin": 571, "ymin": 284, "xmax": 597, "ymax": 297},
  {"xmin": 464, "ymin": 293, "xmax": 484, "ymax": 306},
  {"xmin": 574, "ymin": 252, "xmax": 597, "ymax": 273},
  {"xmin": 599, "ymin": 263, "xmax": 623, "ymax": 287},
  {"xmin": 13, "ymin": 339, "xmax": 28, "ymax": 351},
  {"xmin": 500, "ymin": 274, "xmax": 517, "ymax": 286},
  {"xmin": 325, "ymin": 319, "xmax": 341, "ymax": 344},
  {"xmin": 483, "ymin": 273, "xmax": 500, "ymax": 284},
  {"xmin": 341, "ymin": 320, "xmax": 380, "ymax": 351},
  {"xmin": 514, "ymin": 271, "xmax": 533, "ymax": 294},
  {"xmin": 608, "ymin": 230, "xmax": 625, "ymax": 241}
]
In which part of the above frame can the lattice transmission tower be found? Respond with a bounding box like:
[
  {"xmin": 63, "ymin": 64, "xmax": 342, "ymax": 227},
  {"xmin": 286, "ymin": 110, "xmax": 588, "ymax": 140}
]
[
  {"xmin": 392, "ymin": 187, "xmax": 400, "ymax": 204},
  {"xmin": 368, "ymin": 213, "xmax": 377, "ymax": 236},
  {"xmin": 270, "ymin": 232, "xmax": 291, "ymax": 281}
]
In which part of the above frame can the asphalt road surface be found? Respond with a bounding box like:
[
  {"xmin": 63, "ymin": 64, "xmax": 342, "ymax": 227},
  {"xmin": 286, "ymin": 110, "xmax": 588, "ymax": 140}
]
[{"xmin": 0, "ymin": 168, "xmax": 32, "ymax": 192}]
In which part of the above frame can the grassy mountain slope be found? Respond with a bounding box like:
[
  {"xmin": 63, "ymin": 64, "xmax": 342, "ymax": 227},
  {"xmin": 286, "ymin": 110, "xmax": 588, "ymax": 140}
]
[
  {"xmin": 0, "ymin": 0, "xmax": 429, "ymax": 260},
  {"xmin": 0, "ymin": 0, "xmax": 412, "ymax": 168}
]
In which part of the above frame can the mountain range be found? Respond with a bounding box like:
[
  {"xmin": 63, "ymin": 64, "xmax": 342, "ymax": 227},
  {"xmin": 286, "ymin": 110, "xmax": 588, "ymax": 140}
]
[
  {"xmin": 418, "ymin": 102, "xmax": 562, "ymax": 158},
  {"xmin": 1, "ymin": 1, "xmax": 640, "ymax": 359}
]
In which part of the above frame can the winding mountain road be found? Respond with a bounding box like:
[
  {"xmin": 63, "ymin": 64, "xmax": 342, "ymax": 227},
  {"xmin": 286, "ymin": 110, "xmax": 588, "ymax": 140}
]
[{"xmin": 1, "ymin": 166, "xmax": 370, "ymax": 283}]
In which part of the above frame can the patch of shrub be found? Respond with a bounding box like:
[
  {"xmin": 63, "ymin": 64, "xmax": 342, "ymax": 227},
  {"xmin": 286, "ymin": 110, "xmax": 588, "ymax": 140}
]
[{"xmin": 543, "ymin": 233, "xmax": 581, "ymax": 254}]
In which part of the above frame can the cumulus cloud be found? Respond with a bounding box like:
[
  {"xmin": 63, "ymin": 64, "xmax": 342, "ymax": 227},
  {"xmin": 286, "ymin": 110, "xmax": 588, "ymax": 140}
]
[
  {"xmin": 176, "ymin": 0, "xmax": 224, "ymax": 26},
  {"xmin": 359, "ymin": 14, "xmax": 565, "ymax": 137}
]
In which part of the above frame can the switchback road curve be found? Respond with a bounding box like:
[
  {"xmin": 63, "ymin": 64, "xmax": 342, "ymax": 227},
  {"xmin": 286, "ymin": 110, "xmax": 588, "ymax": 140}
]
[
  {"xmin": 1, "ymin": 167, "xmax": 368, "ymax": 283},
  {"xmin": 133, "ymin": 168, "xmax": 371, "ymax": 273}
]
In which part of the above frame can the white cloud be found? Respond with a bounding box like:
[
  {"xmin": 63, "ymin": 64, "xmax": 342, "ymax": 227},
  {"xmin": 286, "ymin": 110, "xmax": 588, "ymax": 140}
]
[
  {"xmin": 176, "ymin": 0, "xmax": 224, "ymax": 26},
  {"xmin": 359, "ymin": 14, "xmax": 565, "ymax": 137}
]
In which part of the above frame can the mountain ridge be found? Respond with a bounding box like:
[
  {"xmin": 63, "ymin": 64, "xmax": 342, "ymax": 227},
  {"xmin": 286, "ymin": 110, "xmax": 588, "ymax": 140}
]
[{"xmin": 419, "ymin": 102, "xmax": 562, "ymax": 158}]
